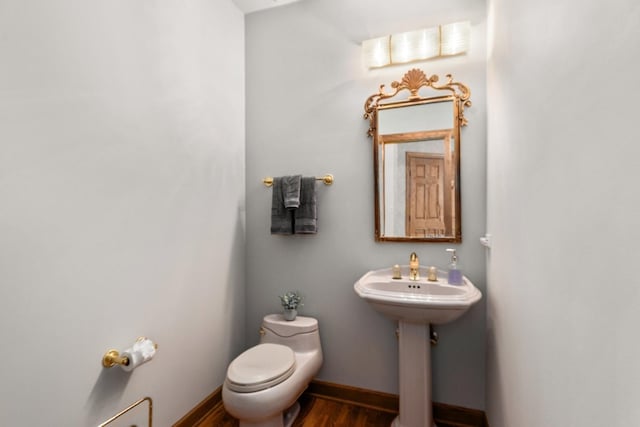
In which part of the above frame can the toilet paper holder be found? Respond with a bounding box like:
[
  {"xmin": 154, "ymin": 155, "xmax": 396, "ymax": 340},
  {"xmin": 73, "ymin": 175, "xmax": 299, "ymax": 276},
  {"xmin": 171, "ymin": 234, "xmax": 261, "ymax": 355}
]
[
  {"xmin": 102, "ymin": 349, "xmax": 130, "ymax": 368},
  {"xmin": 102, "ymin": 337, "xmax": 158, "ymax": 368}
]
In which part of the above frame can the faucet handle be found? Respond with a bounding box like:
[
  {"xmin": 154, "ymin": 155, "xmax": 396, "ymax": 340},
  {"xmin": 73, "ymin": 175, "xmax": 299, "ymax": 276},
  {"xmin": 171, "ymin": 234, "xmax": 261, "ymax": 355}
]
[{"xmin": 392, "ymin": 264, "xmax": 402, "ymax": 279}]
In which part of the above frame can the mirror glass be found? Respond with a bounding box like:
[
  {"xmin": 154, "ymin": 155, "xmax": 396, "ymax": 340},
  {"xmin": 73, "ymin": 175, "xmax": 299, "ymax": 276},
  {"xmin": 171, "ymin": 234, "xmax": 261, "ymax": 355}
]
[{"xmin": 364, "ymin": 69, "xmax": 470, "ymax": 242}]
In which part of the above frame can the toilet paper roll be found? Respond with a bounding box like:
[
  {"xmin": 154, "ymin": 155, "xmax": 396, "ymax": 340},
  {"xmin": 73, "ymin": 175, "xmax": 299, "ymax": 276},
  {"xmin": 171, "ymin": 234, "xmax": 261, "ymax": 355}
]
[{"xmin": 120, "ymin": 337, "xmax": 157, "ymax": 372}]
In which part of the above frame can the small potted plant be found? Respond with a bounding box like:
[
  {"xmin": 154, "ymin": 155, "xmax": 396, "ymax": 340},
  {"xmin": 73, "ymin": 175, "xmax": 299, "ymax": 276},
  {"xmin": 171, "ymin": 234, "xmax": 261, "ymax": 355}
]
[{"xmin": 279, "ymin": 291, "xmax": 303, "ymax": 321}]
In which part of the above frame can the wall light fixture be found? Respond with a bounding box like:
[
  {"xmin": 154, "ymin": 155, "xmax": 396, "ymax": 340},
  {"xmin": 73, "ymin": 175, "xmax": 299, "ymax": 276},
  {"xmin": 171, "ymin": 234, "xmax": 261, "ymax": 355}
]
[{"xmin": 362, "ymin": 21, "xmax": 470, "ymax": 69}]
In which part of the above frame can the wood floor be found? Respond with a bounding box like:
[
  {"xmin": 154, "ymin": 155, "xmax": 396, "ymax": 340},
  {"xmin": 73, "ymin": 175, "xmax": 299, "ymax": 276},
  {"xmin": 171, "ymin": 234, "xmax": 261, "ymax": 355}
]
[
  {"xmin": 193, "ymin": 393, "xmax": 482, "ymax": 427},
  {"xmin": 194, "ymin": 393, "xmax": 397, "ymax": 427}
]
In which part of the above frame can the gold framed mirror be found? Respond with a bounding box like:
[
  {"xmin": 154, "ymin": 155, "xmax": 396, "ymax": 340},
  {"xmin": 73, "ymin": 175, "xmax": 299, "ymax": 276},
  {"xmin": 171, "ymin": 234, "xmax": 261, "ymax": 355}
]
[{"xmin": 364, "ymin": 69, "xmax": 471, "ymax": 242}]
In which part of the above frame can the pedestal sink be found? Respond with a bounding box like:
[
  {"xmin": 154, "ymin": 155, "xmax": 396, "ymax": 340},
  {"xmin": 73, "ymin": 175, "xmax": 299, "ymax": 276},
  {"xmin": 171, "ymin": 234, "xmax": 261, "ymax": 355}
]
[{"xmin": 354, "ymin": 266, "xmax": 482, "ymax": 427}]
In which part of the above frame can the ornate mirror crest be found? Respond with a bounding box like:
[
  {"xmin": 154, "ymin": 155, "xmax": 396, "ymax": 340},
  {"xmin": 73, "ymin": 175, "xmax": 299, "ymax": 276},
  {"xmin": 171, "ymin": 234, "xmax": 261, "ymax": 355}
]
[{"xmin": 364, "ymin": 69, "xmax": 471, "ymax": 137}]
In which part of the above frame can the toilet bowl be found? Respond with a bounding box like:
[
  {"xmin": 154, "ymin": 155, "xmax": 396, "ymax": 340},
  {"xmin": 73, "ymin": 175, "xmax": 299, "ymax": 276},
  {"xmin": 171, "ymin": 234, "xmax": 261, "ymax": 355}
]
[{"xmin": 222, "ymin": 314, "xmax": 323, "ymax": 427}]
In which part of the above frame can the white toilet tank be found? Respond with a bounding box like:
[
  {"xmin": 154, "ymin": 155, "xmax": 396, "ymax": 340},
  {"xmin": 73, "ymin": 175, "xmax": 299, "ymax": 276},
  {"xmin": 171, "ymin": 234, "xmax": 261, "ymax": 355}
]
[{"xmin": 260, "ymin": 314, "xmax": 321, "ymax": 353}]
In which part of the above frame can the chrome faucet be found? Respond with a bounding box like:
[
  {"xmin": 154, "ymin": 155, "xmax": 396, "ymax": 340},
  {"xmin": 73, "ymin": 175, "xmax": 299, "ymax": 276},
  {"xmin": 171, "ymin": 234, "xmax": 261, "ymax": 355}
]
[{"xmin": 409, "ymin": 252, "xmax": 420, "ymax": 281}]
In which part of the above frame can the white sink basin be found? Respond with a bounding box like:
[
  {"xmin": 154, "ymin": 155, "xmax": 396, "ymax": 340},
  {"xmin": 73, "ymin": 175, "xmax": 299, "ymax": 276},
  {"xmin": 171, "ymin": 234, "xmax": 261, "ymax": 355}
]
[
  {"xmin": 354, "ymin": 266, "xmax": 481, "ymax": 324},
  {"xmin": 354, "ymin": 266, "xmax": 482, "ymax": 426}
]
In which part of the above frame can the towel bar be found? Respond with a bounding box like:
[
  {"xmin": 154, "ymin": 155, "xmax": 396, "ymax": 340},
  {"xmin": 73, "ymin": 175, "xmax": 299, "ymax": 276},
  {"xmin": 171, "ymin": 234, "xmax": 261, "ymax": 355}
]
[
  {"xmin": 98, "ymin": 396, "xmax": 153, "ymax": 427},
  {"xmin": 263, "ymin": 174, "xmax": 334, "ymax": 187}
]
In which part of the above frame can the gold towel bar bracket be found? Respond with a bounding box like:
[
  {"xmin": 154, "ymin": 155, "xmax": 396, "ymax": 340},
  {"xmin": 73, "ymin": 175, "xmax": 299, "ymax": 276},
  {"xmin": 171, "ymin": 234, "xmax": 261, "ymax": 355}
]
[{"xmin": 263, "ymin": 174, "xmax": 334, "ymax": 187}]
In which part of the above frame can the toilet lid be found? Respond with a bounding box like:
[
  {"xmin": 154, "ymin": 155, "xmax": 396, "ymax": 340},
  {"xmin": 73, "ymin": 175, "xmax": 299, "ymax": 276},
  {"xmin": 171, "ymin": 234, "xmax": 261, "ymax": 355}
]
[{"xmin": 226, "ymin": 343, "xmax": 296, "ymax": 393}]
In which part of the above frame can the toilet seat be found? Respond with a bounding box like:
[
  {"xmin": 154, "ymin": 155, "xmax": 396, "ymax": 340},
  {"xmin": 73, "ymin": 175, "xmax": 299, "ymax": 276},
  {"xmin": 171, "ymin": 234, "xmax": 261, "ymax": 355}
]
[{"xmin": 226, "ymin": 343, "xmax": 296, "ymax": 393}]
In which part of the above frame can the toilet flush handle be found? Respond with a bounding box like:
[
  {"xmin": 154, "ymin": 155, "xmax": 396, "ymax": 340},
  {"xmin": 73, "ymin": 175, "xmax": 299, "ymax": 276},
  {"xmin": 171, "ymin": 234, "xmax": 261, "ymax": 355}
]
[{"xmin": 259, "ymin": 327, "xmax": 266, "ymax": 337}]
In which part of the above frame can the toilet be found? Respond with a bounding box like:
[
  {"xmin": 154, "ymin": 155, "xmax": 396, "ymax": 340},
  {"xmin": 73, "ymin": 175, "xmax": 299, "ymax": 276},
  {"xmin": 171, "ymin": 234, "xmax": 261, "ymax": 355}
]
[{"xmin": 222, "ymin": 314, "xmax": 323, "ymax": 427}]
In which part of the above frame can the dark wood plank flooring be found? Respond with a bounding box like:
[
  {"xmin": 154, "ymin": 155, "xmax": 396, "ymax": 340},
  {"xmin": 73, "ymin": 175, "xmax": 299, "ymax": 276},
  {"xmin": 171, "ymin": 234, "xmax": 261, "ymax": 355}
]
[
  {"xmin": 193, "ymin": 394, "xmax": 482, "ymax": 427},
  {"xmin": 195, "ymin": 393, "xmax": 397, "ymax": 427}
]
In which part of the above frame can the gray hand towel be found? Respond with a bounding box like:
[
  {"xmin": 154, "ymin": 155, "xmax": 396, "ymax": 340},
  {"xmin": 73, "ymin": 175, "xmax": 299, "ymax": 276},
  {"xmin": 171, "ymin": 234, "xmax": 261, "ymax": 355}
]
[
  {"xmin": 270, "ymin": 177, "xmax": 294, "ymax": 235},
  {"xmin": 282, "ymin": 175, "xmax": 302, "ymax": 209},
  {"xmin": 294, "ymin": 177, "xmax": 318, "ymax": 234}
]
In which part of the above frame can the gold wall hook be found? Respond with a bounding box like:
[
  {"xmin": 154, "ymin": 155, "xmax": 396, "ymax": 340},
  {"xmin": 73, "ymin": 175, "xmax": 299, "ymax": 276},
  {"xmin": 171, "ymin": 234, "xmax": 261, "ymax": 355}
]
[{"xmin": 102, "ymin": 349, "xmax": 129, "ymax": 368}]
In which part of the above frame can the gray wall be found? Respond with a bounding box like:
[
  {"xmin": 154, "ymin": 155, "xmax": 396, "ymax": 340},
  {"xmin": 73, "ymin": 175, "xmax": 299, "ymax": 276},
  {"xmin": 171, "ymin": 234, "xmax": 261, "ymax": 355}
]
[
  {"xmin": 486, "ymin": 0, "xmax": 640, "ymax": 425},
  {"xmin": 0, "ymin": 1, "xmax": 245, "ymax": 425},
  {"xmin": 245, "ymin": 0, "xmax": 487, "ymax": 409}
]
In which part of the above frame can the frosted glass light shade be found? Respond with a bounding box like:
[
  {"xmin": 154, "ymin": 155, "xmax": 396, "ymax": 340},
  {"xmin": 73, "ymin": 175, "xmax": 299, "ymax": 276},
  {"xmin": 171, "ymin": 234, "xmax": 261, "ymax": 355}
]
[
  {"xmin": 390, "ymin": 27, "xmax": 440, "ymax": 64},
  {"xmin": 363, "ymin": 36, "xmax": 391, "ymax": 68},
  {"xmin": 440, "ymin": 21, "xmax": 471, "ymax": 56},
  {"xmin": 362, "ymin": 21, "xmax": 470, "ymax": 69}
]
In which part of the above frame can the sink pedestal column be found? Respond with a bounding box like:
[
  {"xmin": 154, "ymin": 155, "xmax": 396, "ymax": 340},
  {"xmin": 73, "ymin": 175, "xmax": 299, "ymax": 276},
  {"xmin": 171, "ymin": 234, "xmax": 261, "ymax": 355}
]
[{"xmin": 392, "ymin": 320, "xmax": 435, "ymax": 427}]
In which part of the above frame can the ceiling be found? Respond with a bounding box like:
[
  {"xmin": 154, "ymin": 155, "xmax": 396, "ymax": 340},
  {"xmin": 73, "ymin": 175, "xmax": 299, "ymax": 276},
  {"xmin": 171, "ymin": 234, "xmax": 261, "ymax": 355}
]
[{"xmin": 232, "ymin": 0, "xmax": 302, "ymax": 14}]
